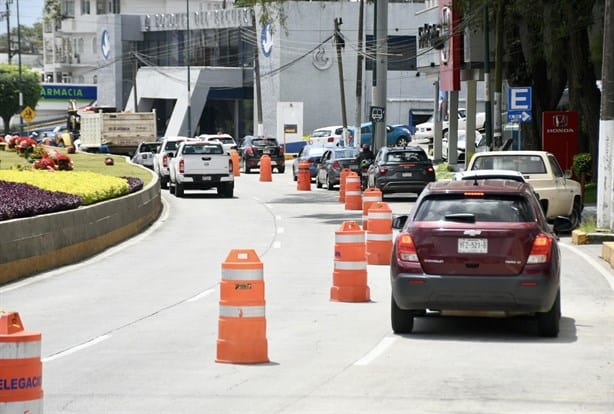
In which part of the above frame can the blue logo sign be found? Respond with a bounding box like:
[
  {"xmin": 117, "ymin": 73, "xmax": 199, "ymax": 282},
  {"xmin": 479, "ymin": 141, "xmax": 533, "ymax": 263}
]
[
  {"xmin": 507, "ymin": 87, "xmax": 532, "ymax": 123},
  {"xmin": 260, "ymin": 23, "xmax": 273, "ymax": 57},
  {"xmin": 101, "ymin": 30, "xmax": 111, "ymax": 60}
]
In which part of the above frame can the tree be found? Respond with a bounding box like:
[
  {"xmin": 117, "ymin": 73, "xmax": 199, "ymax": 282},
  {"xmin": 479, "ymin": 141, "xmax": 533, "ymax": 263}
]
[{"xmin": 0, "ymin": 64, "xmax": 41, "ymax": 134}]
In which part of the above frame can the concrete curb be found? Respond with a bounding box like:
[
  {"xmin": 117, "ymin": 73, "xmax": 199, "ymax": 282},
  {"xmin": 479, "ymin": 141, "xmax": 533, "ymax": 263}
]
[{"xmin": 0, "ymin": 170, "xmax": 162, "ymax": 284}]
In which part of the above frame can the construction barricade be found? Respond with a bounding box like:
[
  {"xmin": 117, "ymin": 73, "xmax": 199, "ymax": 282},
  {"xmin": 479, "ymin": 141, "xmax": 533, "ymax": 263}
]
[
  {"xmin": 331, "ymin": 221, "xmax": 370, "ymax": 302},
  {"xmin": 338, "ymin": 168, "xmax": 351, "ymax": 203},
  {"xmin": 361, "ymin": 187, "xmax": 382, "ymax": 230},
  {"xmin": 230, "ymin": 150, "xmax": 240, "ymax": 177},
  {"xmin": 259, "ymin": 155, "xmax": 273, "ymax": 182},
  {"xmin": 366, "ymin": 202, "xmax": 393, "ymax": 265},
  {"xmin": 0, "ymin": 311, "xmax": 43, "ymax": 414},
  {"xmin": 297, "ymin": 160, "xmax": 311, "ymax": 191},
  {"xmin": 216, "ymin": 249, "xmax": 269, "ymax": 364},
  {"xmin": 344, "ymin": 172, "xmax": 362, "ymax": 211}
]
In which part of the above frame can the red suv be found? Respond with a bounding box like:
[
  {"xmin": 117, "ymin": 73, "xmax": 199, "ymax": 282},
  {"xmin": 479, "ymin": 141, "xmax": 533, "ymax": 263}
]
[{"xmin": 390, "ymin": 179, "xmax": 570, "ymax": 337}]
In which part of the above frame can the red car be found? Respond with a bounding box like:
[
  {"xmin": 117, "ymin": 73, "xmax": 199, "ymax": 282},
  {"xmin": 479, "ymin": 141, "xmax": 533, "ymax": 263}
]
[{"xmin": 390, "ymin": 179, "xmax": 570, "ymax": 337}]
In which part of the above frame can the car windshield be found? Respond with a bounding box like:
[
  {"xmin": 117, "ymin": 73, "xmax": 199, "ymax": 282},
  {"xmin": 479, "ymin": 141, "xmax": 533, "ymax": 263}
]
[
  {"xmin": 253, "ymin": 138, "xmax": 278, "ymax": 146},
  {"xmin": 414, "ymin": 195, "xmax": 534, "ymax": 222},
  {"xmin": 311, "ymin": 130, "xmax": 331, "ymax": 138},
  {"xmin": 165, "ymin": 141, "xmax": 182, "ymax": 150},
  {"xmin": 472, "ymin": 155, "xmax": 547, "ymax": 174},
  {"xmin": 335, "ymin": 149, "xmax": 358, "ymax": 158},
  {"xmin": 184, "ymin": 144, "xmax": 223, "ymax": 155},
  {"xmin": 213, "ymin": 137, "xmax": 234, "ymax": 144},
  {"xmin": 385, "ymin": 151, "xmax": 427, "ymax": 162}
]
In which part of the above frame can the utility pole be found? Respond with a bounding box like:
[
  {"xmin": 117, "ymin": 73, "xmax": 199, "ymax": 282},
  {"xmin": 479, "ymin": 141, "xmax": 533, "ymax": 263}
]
[
  {"xmin": 493, "ymin": 0, "xmax": 504, "ymax": 148},
  {"xmin": 253, "ymin": 13, "xmax": 264, "ymax": 136},
  {"xmin": 334, "ymin": 17, "xmax": 349, "ymax": 144},
  {"xmin": 3, "ymin": 0, "xmax": 11, "ymax": 64},
  {"xmin": 597, "ymin": 0, "xmax": 614, "ymax": 229},
  {"xmin": 186, "ymin": 0, "xmax": 192, "ymax": 137},
  {"xmin": 132, "ymin": 49, "xmax": 138, "ymax": 111},
  {"xmin": 483, "ymin": 4, "xmax": 492, "ymax": 148},
  {"xmin": 353, "ymin": 0, "xmax": 365, "ymax": 148},
  {"xmin": 373, "ymin": 0, "xmax": 388, "ymax": 152}
]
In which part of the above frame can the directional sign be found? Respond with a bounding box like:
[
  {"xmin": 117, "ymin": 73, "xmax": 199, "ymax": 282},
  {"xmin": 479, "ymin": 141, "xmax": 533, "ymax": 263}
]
[
  {"xmin": 21, "ymin": 106, "xmax": 36, "ymax": 123},
  {"xmin": 370, "ymin": 106, "xmax": 385, "ymax": 123},
  {"xmin": 507, "ymin": 110, "xmax": 532, "ymax": 123}
]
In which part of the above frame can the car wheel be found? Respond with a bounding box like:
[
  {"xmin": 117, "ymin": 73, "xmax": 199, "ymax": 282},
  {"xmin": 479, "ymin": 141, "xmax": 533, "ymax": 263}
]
[
  {"xmin": 293, "ymin": 167, "xmax": 298, "ymax": 181},
  {"xmin": 326, "ymin": 175, "xmax": 335, "ymax": 191},
  {"xmin": 169, "ymin": 182, "xmax": 175, "ymax": 195},
  {"xmin": 218, "ymin": 182, "xmax": 234, "ymax": 198},
  {"xmin": 569, "ymin": 198, "xmax": 582, "ymax": 230},
  {"xmin": 243, "ymin": 159, "xmax": 251, "ymax": 174},
  {"xmin": 536, "ymin": 289, "xmax": 560, "ymax": 337},
  {"xmin": 277, "ymin": 165, "xmax": 285, "ymax": 174},
  {"xmin": 316, "ymin": 175, "xmax": 323, "ymax": 188},
  {"xmin": 175, "ymin": 182, "xmax": 184, "ymax": 198},
  {"xmin": 391, "ymin": 295, "xmax": 414, "ymax": 334},
  {"xmin": 396, "ymin": 136, "xmax": 410, "ymax": 147},
  {"xmin": 160, "ymin": 176, "xmax": 169, "ymax": 189}
]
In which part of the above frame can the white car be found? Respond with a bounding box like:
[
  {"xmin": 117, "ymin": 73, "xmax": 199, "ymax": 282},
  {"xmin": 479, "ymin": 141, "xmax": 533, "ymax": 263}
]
[
  {"xmin": 414, "ymin": 109, "xmax": 485, "ymax": 144},
  {"xmin": 131, "ymin": 141, "xmax": 161, "ymax": 169},
  {"xmin": 198, "ymin": 133, "xmax": 238, "ymax": 154},
  {"xmin": 441, "ymin": 129, "xmax": 487, "ymax": 162},
  {"xmin": 309, "ymin": 125, "xmax": 351, "ymax": 146},
  {"xmin": 153, "ymin": 136, "xmax": 193, "ymax": 189},
  {"xmin": 454, "ymin": 169, "xmax": 527, "ymax": 183}
]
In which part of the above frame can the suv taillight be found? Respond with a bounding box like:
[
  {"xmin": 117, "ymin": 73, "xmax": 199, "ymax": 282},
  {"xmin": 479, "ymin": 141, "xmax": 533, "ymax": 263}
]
[
  {"xmin": 527, "ymin": 234, "xmax": 553, "ymax": 264},
  {"xmin": 246, "ymin": 147, "xmax": 254, "ymax": 156},
  {"xmin": 396, "ymin": 234, "xmax": 419, "ymax": 262},
  {"xmin": 279, "ymin": 145, "xmax": 285, "ymax": 155},
  {"xmin": 179, "ymin": 159, "xmax": 184, "ymax": 174},
  {"xmin": 162, "ymin": 154, "xmax": 168, "ymax": 168},
  {"xmin": 228, "ymin": 159, "xmax": 233, "ymax": 172}
]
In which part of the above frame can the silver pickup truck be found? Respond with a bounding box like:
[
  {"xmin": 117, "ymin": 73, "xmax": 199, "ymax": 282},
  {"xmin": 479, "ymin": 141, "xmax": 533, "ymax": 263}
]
[{"xmin": 168, "ymin": 141, "xmax": 234, "ymax": 198}]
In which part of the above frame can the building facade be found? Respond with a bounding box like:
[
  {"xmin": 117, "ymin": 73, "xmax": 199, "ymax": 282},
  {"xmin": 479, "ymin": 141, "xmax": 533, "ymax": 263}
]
[{"xmin": 43, "ymin": 0, "xmax": 455, "ymax": 141}]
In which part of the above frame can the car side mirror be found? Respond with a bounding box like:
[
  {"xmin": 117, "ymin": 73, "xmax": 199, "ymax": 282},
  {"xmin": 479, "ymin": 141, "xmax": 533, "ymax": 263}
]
[
  {"xmin": 392, "ymin": 215, "xmax": 408, "ymax": 230},
  {"xmin": 564, "ymin": 169, "xmax": 572, "ymax": 179},
  {"xmin": 167, "ymin": 152, "xmax": 175, "ymax": 158}
]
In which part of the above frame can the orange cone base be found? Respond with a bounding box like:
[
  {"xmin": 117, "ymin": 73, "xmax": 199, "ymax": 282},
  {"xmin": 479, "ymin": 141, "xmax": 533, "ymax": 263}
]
[
  {"xmin": 367, "ymin": 250, "xmax": 392, "ymax": 265},
  {"xmin": 330, "ymin": 285, "xmax": 370, "ymax": 302},
  {"xmin": 216, "ymin": 339, "xmax": 269, "ymax": 364}
]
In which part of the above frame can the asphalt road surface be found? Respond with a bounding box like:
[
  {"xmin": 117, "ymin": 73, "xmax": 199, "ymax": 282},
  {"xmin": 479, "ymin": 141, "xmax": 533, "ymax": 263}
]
[{"xmin": 1, "ymin": 162, "xmax": 613, "ymax": 413}]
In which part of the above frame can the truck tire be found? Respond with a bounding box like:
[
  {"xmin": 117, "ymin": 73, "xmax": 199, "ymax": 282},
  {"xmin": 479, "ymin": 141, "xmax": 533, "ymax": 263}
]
[
  {"xmin": 169, "ymin": 183, "xmax": 175, "ymax": 195},
  {"xmin": 243, "ymin": 159, "xmax": 251, "ymax": 174},
  {"xmin": 277, "ymin": 165, "xmax": 285, "ymax": 174},
  {"xmin": 218, "ymin": 182, "xmax": 234, "ymax": 198},
  {"xmin": 160, "ymin": 176, "xmax": 169, "ymax": 189},
  {"xmin": 175, "ymin": 182, "xmax": 184, "ymax": 197}
]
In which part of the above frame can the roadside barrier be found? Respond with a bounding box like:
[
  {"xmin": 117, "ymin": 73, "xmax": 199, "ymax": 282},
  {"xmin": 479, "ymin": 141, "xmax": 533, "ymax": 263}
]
[
  {"xmin": 344, "ymin": 172, "xmax": 362, "ymax": 211},
  {"xmin": 339, "ymin": 168, "xmax": 351, "ymax": 203},
  {"xmin": 216, "ymin": 249, "xmax": 269, "ymax": 364},
  {"xmin": 361, "ymin": 187, "xmax": 382, "ymax": 230},
  {"xmin": 297, "ymin": 160, "xmax": 311, "ymax": 191},
  {"xmin": 259, "ymin": 155, "xmax": 273, "ymax": 182},
  {"xmin": 0, "ymin": 311, "xmax": 43, "ymax": 413},
  {"xmin": 230, "ymin": 150, "xmax": 240, "ymax": 177},
  {"xmin": 331, "ymin": 221, "xmax": 370, "ymax": 302},
  {"xmin": 366, "ymin": 202, "xmax": 393, "ymax": 265}
]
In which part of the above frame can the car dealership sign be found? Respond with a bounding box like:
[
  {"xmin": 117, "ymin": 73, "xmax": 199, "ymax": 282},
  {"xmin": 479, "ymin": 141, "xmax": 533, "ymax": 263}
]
[{"xmin": 542, "ymin": 111, "xmax": 578, "ymax": 171}]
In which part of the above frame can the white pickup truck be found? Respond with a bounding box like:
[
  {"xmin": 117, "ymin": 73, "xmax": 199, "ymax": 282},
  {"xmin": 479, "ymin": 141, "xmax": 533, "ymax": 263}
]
[
  {"xmin": 467, "ymin": 150, "xmax": 583, "ymax": 229},
  {"xmin": 168, "ymin": 140, "xmax": 234, "ymax": 198}
]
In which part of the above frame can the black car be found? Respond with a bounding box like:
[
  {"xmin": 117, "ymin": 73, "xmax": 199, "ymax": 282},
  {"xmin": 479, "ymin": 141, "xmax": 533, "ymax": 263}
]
[
  {"xmin": 366, "ymin": 146, "xmax": 435, "ymax": 198},
  {"xmin": 239, "ymin": 135, "xmax": 285, "ymax": 173}
]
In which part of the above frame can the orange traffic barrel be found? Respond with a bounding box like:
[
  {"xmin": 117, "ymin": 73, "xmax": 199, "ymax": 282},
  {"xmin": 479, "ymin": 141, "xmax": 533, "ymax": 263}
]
[
  {"xmin": 297, "ymin": 160, "xmax": 311, "ymax": 191},
  {"xmin": 331, "ymin": 221, "xmax": 370, "ymax": 302},
  {"xmin": 259, "ymin": 154, "xmax": 273, "ymax": 182},
  {"xmin": 230, "ymin": 150, "xmax": 240, "ymax": 177},
  {"xmin": 344, "ymin": 172, "xmax": 362, "ymax": 211},
  {"xmin": 338, "ymin": 168, "xmax": 351, "ymax": 203},
  {"xmin": 366, "ymin": 202, "xmax": 393, "ymax": 265},
  {"xmin": 361, "ymin": 187, "xmax": 382, "ymax": 230},
  {"xmin": 0, "ymin": 311, "xmax": 43, "ymax": 413},
  {"xmin": 216, "ymin": 249, "xmax": 269, "ymax": 364}
]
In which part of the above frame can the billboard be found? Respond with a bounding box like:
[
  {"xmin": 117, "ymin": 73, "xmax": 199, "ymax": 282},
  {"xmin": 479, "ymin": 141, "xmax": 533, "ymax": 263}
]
[
  {"xmin": 40, "ymin": 84, "xmax": 98, "ymax": 102},
  {"xmin": 438, "ymin": 1, "xmax": 461, "ymax": 91},
  {"xmin": 542, "ymin": 111, "xmax": 579, "ymax": 172}
]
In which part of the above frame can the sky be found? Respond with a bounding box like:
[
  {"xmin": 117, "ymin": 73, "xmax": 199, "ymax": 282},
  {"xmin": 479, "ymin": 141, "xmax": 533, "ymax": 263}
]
[{"xmin": 10, "ymin": 0, "xmax": 44, "ymax": 27}]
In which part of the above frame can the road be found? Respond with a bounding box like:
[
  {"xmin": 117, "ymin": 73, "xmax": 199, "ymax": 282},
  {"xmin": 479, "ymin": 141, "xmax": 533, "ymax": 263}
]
[{"xmin": 1, "ymin": 163, "xmax": 613, "ymax": 413}]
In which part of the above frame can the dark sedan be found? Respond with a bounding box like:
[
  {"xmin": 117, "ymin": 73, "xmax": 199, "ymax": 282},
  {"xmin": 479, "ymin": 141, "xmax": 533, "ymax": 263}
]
[
  {"xmin": 390, "ymin": 179, "xmax": 570, "ymax": 337},
  {"xmin": 315, "ymin": 147, "xmax": 361, "ymax": 190},
  {"xmin": 366, "ymin": 146, "xmax": 435, "ymax": 198},
  {"xmin": 239, "ymin": 135, "xmax": 285, "ymax": 173},
  {"xmin": 292, "ymin": 144, "xmax": 329, "ymax": 181}
]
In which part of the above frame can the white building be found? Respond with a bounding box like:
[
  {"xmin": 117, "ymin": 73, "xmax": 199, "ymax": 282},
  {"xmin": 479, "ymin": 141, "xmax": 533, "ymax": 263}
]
[{"xmin": 43, "ymin": 1, "xmax": 485, "ymax": 147}]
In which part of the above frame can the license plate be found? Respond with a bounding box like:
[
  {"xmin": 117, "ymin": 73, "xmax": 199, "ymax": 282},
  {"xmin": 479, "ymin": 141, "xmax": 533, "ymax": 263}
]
[
  {"xmin": 202, "ymin": 176, "xmax": 211, "ymax": 181},
  {"xmin": 458, "ymin": 238, "xmax": 488, "ymax": 253},
  {"xmin": 402, "ymin": 172, "xmax": 413, "ymax": 177},
  {"xmin": 264, "ymin": 149, "xmax": 271, "ymax": 154}
]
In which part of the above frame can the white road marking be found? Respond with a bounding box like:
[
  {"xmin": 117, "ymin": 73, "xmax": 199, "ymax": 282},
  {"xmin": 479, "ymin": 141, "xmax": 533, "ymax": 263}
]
[
  {"xmin": 560, "ymin": 243, "xmax": 614, "ymax": 291},
  {"xmin": 187, "ymin": 288, "xmax": 216, "ymax": 302},
  {"xmin": 277, "ymin": 227, "xmax": 285, "ymax": 234},
  {"xmin": 354, "ymin": 336, "xmax": 397, "ymax": 366},
  {"xmin": 273, "ymin": 241, "xmax": 281, "ymax": 249},
  {"xmin": 43, "ymin": 334, "xmax": 111, "ymax": 362}
]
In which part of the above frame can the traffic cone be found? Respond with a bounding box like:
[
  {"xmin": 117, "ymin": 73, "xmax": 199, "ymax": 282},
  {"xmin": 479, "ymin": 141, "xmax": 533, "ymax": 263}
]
[
  {"xmin": 344, "ymin": 172, "xmax": 362, "ymax": 210},
  {"xmin": 259, "ymin": 155, "xmax": 273, "ymax": 182},
  {"xmin": 330, "ymin": 221, "xmax": 370, "ymax": 302},
  {"xmin": 230, "ymin": 150, "xmax": 240, "ymax": 177},
  {"xmin": 366, "ymin": 202, "xmax": 393, "ymax": 265},
  {"xmin": 361, "ymin": 187, "xmax": 382, "ymax": 230},
  {"xmin": 297, "ymin": 160, "xmax": 311, "ymax": 191},
  {"xmin": 216, "ymin": 250, "xmax": 269, "ymax": 364},
  {"xmin": 339, "ymin": 168, "xmax": 351, "ymax": 203}
]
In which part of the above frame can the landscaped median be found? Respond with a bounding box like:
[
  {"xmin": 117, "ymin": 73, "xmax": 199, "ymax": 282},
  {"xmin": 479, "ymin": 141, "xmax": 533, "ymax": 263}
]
[{"xmin": 0, "ymin": 138, "xmax": 162, "ymax": 284}]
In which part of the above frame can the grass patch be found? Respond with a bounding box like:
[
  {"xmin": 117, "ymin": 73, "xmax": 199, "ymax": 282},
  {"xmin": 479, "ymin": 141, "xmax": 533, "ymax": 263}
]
[
  {"xmin": 583, "ymin": 182, "xmax": 596, "ymax": 204},
  {"xmin": 0, "ymin": 147, "xmax": 154, "ymax": 186},
  {"xmin": 435, "ymin": 162, "xmax": 455, "ymax": 180}
]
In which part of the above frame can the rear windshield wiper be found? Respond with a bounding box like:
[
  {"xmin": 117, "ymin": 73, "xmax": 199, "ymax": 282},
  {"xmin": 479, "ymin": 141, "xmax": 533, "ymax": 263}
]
[{"xmin": 443, "ymin": 213, "xmax": 476, "ymax": 223}]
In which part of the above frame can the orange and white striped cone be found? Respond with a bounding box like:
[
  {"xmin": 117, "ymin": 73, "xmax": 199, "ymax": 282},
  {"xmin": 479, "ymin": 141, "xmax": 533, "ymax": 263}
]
[
  {"xmin": 361, "ymin": 187, "xmax": 382, "ymax": 230},
  {"xmin": 344, "ymin": 172, "xmax": 362, "ymax": 211},
  {"xmin": 366, "ymin": 202, "xmax": 393, "ymax": 265},
  {"xmin": 331, "ymin": 221, "xmax": 370, "ymax": 302},
  {"xmin": 216, "ymin": 249, "xmax": 269, "ymax": 364}
]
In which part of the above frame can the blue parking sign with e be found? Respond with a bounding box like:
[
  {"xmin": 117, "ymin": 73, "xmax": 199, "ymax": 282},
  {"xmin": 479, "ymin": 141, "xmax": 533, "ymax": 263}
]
[{"xmin": 508, "ymin": 87, "xmax": 532, "ymax": 111}]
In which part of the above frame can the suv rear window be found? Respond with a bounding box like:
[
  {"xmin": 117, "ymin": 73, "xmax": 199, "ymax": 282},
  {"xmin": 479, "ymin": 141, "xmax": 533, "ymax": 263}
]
[
  {"xmin": 253, "ymin": 138, "xmax": 279, "ymax": 146},
  {"xmin": 385, "ymin": 151, "xmax": 427, "ymax": 163},
  {"xmin": 472, "ymin": 155, "xmax": 546, "ymax": 174},
  {"xmin": 414, "ymin": 195, "xmax": 535, "ymax": 222}
]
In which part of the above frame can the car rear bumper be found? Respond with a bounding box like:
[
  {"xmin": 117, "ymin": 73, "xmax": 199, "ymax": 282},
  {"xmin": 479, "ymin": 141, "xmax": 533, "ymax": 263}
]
[
  {"xmin": 376, "ymin": 179, "xmax": 431, "ymax": 194},
  {"xmin": 246, "ymin": 157, "xmax": 285, "ymax": 167},
  {"xmin": 391, "ymin": 272, "xmax": 559, "ymax": 313}
]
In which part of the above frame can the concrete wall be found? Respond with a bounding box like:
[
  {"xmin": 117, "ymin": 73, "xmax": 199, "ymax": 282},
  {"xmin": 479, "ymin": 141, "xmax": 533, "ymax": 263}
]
[{"xmin": 0, "ymin": 174, "xmax": 162, "ymax": 285}]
